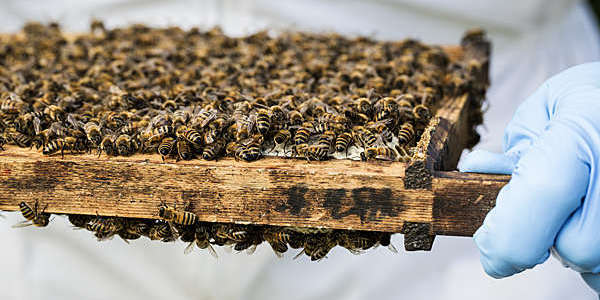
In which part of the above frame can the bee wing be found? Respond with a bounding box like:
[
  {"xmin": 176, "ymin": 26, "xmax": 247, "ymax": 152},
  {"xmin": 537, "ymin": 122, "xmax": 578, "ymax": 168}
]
[
  {"xmin": 293, "ymin": 249, "xmax": 306, "ymax": 260},
  {"xmin": 246, "ymin": 114, "xmax": 256, "ymax": 134},
  {"xmin": 200, "ymin": 110, "xmax": 218, "ymax": 128},
  {"xmin": 66, "ymin": 114, "xmax": 84, "ymax": 129},
  {"xmin": 207, "ymin": 244, "xmax": 218, "ymax": 259},
  {"xmin": 387, "ymin": 243, "xmax": 399, "ymax": 254},
  {"xmin": 33, "ymin": 117, "xmax": 42, "ymax": 135},
  {"xmin": 119, "ymin": 235, "xmax": 131, "ymax": 244},
  {"xmin": 245, "ymin": 244, "xmax": 257, "ymax": 255},
  {"xmin": 12, "ymin": 221, "xmax": 33, "ymax": 228},
  {"xmin": 346, "ymin": 248, "xmax": 365, "ymax": 255},
  {"xmin": 184, "ymin": 241, "xmax": 195, "ymax": 255}
]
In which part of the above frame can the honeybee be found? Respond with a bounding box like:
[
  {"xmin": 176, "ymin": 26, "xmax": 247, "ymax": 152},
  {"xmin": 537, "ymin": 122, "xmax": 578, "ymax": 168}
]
[
  {"xmin": 43, "ymin": 105, "xmax": 65, "ymax": 122},
  {"xmin": 352, "ymin": 126, "xmax": 377, "ymax": 148},
  {"xmin": 118, "ymin": 231, "xmax": 141, "ymax": 242},
  {"xmin": 115, "ymin": 134, "xmax": 135, "ymax": 156},
  {"xmin": 397, "ymin": 122, "xmax": 415, "ymax": 145},
  {"xmin": 158, "ymin": 137, "xmax": 176, "ymax": 161},
  {"xmin": 86, "ymin": 217, "xmax": 125, "ymax": 240},
  {"xmin": 182, "ymin": 127, "xmax": 203, "ymax": 147},
  {"xmin": 158, "ymin": 202, "xmax": 198, "ymax": 226},
  {"xmin": 353, "ymin": 97, "xmax": 372, "ymax": 115},
  {"xmin": 98, "ymin": 134, "xmax": 117, "ymax": 157},
  {"xmin": 235, "ymin": 134, "xmax": 263, "ymax": 162},
  {"xmin": 374, "ymin": 97, "xmax": 398, "ymax": 122},
  {"xmin": 6, "ymin": 129, "xmax": 32, "ymax": 148},
  {"xmin": 0, "ymin": 95, "xmax": 25, "ymax": 114},
  {"xmin": 293, "ymin": 122, "xmax": 313, "ymax": 145},
  {"xmin": 337, "ymin": 231, "xmax": 378, "ymax": 254},
  {"xmin": 334, "ymin": 131, "xmax": 353, "ymax": 154},
  {"xmin": 148, "ymin": 221, "xmax": 177, "ymax": 242},
  {"xmin": 68, "ymin": 214, "xmax": 93, "ymax": 229},
  {"xmin": 270, "ymin": 129, "xmax": 291, "ymax": 154},
  {"xmin": 288, "ymin": 110, "xmax": 304, "ymax": 126},
  {"xmin": 263, "ymin": 227, "xmax": 296, "ymax": 257},
  {"xmin": 13, "ymin": 201, "xmax": 51, "ymax": 228},
  {"xmin": 295, "ymin": 233, "xmax": 336, "ymax": 261},
  {"xmin": 362, "ymin": 146, "xmax": 396, "ymax": 161},
  {"xmin": 202, "ymin": 140, "xmax": 225, "ymax": 160},
  {"xmin": 84, "ymin": 121, "xmax": 102, "ymax": 146},
  {"xmin": 343, "ymin": 109, "xmax": 369, "ymax": 124},
  {"xmin": 43, "ymin": 136, "xmax": 80, "ymax": 157},
  {"xmin": 176, "ymin": 137, "xmax": 194, "ymax": 161},
  {"xmin": 413, "ymin": 104, "xmax": 430, "ymax": 122},
  {"xmin": 255, "ymin": 108, "xmax": 271, "ymax": 134},
  {"xmin": 123, "ymin": 219, "xmax": 151, "ymax": 236},
  {"xmin": 184, "ymin": 223, "xmax": 218, "ymax": 258}
]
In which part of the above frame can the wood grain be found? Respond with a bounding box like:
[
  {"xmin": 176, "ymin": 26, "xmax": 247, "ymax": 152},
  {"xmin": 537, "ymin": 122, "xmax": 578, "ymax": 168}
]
[
  {"xmin": 432, "ymin": 171, "xmax": 510, "ymax": 236},
  {"xmin": 0, "ymin": 145, "xmax": 435, "ymax": 233}
]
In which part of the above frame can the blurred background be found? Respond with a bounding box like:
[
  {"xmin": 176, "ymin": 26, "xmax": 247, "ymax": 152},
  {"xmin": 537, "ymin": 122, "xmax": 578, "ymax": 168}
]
[{"xmin": 0, "ymin": 0, "xmax": 599, "ymax": 299}]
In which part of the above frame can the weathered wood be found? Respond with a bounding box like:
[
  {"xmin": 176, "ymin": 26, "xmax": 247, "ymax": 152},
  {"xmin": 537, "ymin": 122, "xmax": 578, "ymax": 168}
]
[
  {"xmin": 0, "ymin": 145, "xmax": 436, "ymax": 233},
  {"xmin": 432, "ymin": 171, "xmax": 510, "ymax": 236}
]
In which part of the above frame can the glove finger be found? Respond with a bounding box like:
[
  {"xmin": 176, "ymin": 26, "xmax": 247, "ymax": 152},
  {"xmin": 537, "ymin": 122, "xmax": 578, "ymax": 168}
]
[
  {"xmin": 474, "ymin": 121, "xmax": 589, "ymax": 278},
  {"xmin": 502, "ymin": 81, "xmax": 552, "ymax": 158},
  {"xmin": 553, "ymin": 148, "xmax": 600, "ymax": 273},
  {"xmin": 458, "ymin": 150, "xmax": 516, "ymax": 174},
  {"xmin": 581, "ymin": 273, "xmax": 600, "ymax": 294}
]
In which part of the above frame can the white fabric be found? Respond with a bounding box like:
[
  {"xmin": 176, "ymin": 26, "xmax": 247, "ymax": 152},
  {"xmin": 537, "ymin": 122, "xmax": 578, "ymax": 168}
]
[{"xmin": 0, "ymin": 0, "xmax": 599, "ymax": 299}]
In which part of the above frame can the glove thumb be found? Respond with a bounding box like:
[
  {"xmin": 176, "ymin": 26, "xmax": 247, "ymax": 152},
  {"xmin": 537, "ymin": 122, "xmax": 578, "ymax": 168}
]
[{"xmin": 458, "ymin": 149, "xmax": 517, "ymax": 175}]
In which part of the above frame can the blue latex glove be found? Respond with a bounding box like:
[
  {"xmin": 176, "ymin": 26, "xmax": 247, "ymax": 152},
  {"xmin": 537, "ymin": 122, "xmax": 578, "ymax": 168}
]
[{"xmin": 459, "ymin": 62, "xmax": 600, "ymax": 293}]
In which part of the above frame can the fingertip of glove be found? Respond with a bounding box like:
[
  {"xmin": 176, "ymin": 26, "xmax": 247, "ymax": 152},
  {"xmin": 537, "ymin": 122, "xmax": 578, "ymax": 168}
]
[{"xmin": 458, "ymin": 150, "xmax": 515, "ymax": 174}]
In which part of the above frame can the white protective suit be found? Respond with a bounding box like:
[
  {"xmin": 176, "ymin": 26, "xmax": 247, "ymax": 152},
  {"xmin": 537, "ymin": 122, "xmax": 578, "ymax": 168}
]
[{"xmin": 0, "ymin": 0, "xmax": 599, "ymax": 299}]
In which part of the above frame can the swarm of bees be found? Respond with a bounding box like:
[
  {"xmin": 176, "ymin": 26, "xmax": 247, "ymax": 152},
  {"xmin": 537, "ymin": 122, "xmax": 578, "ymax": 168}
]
[
  {"xmin": 0, "ymin": 22, "xmax": 485, "ymax": 162},
  {"xmin": 15, "ymin": 200, "xmax": 397, "ymax": 261}
]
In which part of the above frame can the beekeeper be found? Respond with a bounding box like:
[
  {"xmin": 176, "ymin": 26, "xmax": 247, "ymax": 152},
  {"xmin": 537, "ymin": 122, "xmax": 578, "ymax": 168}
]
[{"xmin": 0, "ymin": 0, "xmax": 599, "ymax": 299}]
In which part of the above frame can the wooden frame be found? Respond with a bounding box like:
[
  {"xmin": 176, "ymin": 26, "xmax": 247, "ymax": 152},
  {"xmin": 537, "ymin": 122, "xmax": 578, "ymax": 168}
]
[{"xmin": 0, "ymin": 32, "xmax": 507, "ymax": 251}]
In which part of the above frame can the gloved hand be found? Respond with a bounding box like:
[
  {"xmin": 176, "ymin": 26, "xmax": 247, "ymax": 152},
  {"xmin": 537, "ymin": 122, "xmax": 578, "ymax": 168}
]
[{"xmin": 458, "ymin": 62, "xmax": 600, "ymax": 293}]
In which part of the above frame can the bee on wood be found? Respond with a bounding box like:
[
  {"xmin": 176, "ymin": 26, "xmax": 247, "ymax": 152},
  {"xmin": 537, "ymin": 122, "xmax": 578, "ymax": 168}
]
[
  {"xmin": 13, "ymin": 201, "xmax": 51, "ymax": 228},
  {"xmin": 202, "ymin": 139, "xmax": 225, "ymax": 160},
  {"xmin": 335, "ymin": 131, "xmax": 353, "ymax": 154},
  {"xmin": 413, "ymin": 104, "xmax": 431, "ymax": 122},
  {"xmin": 176, "ymin": 137, "xmax": 194, "ymax": 161},
  {"xmin": 98, "ymin": 133, "xmax": 117, "ymax": 157},
  {"xmin": 397, "ymin": 122, "xmax": 415, "ymax": 145},
  {"xmin": 43, "ymin": 136, "xmax": 80, "ymax": 157},
  {"xmin": 362, "ymin": 146, "xmax": 396, "ymax": 161},
  {"xmin": 352, "ymin": 126, "xmax": 377, "ymax": 148},
  {"xmin": 270, "ymin": 129, "xmax": 291, "ymax": 154},
  {"xmin": 293, "ymin": 122, "xmax": 313, "ymax": 145},
  {"xmin": 115, "ymin": 134, "xmax": 135, "ymax": 156},
  {"xmin": 84, "ymin": 121, "xmax": 102, "ymax": 146},
  {"xmin": 6, "ymin": 129, "xmax": 32, "ymax": 148},
  {"xmin": 157, "ymin": 137, "xmax": 176, "ymax": 161},
  {"xmin": 337, "ymin": 231, "xmax": 379, "ymax": 255},
  {"xmin": 158, "ymin": 202, "xmax": 198, "ymax": 226},
  {"xmin": 235, "ymin": 134, "xmax": 263, "ymax": 162},
  {"xmin": 255, "ymin": 108, "xmax": 271, "ymax": 134}
]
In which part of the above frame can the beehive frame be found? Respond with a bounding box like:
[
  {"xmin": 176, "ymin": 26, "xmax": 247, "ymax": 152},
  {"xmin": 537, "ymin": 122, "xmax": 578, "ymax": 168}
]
[{"xmin": 0, "ymin": 33, "xmax": 509, "ymax": 251}]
